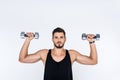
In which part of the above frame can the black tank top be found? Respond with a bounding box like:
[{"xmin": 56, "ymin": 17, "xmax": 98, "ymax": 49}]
[{"xmin": 44, "ymin": 49, "xmax": 73, "ymax": 80}]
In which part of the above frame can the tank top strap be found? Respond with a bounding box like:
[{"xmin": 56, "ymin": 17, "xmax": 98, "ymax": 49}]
[
  {"xmin": 46, "ymin": 49, "xmax": 51, "ymax": 57},
  {"xmin": 66, "ymin": 49, "xmax": 69, "ymax": 55},
  {"xmin": 65, "ymin": 49, "xmax": 70, "ymax": 59}
]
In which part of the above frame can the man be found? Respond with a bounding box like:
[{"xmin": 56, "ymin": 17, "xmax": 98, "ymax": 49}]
[{"xmin": 19, "ymin": 27, "xmax": 98, "ymax": 80}]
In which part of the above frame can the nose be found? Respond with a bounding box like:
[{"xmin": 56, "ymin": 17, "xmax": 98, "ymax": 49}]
[{"xmin": 58, "ymin": 38, "xmax": 61, "ymax": 42}]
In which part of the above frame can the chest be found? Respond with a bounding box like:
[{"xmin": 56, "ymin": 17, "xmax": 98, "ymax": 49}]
[{"xmin": 51, "ymin": 54, "xmax": 66, "ymax": 62}]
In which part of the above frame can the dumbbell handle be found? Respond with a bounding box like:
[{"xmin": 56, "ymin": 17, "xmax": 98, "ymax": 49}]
[
  {"xmin": 24, "ymin": 34, "xmax": 35, "ymax": 37},
  {"xmin": 93, "ymin": 36, "xmax": 97, "ymax": 39}
]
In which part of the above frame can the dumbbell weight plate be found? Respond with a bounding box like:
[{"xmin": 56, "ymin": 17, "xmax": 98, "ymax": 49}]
[
  {"xmin": 34, "ymin": 32, "xmax": 39, "ymax": 39},
  {"xmin": 20, "ymin": 32, "xmax": 26, "ymax": 39},
  {"xmin": 82, "ymin": 33, "xmax": 87, "ymax": 40},
  {"xmin": 95, "ymin": 34, "xmax": 100, "ymax": 40}
]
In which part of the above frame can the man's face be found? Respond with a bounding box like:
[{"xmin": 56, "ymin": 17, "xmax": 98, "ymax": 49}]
[{"xmin": 52, "ymin": 32, "xmax": 66, "ymax": 48}]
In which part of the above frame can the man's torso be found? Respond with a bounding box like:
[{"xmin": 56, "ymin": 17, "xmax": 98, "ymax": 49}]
[{"xmin": 43, "ymin": 49, "xmax": 73, "ymax": 80}]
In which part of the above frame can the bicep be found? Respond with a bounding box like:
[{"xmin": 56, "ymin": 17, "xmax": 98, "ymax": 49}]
[
  {"xmin": 76, "ymin": 53, "xmax": 93, "ymax": 64},
  {"xmin": 27, "ymin": 53, "xmax": 41, "ymax": 62},
  {"xmin": 71, "ymin": 50, "xmax": 93, "ymax": 65},
  {"xmin": 20, "ymin": 49, "xmax": 48, "ymax": 63},
  {"xmin": 21, "ymin": 52, "xmax": 41, "ymax": 63}
]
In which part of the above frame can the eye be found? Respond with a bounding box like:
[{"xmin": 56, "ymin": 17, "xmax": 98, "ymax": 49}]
[
  {"xmin": 55, "ymin": 36, "xmax": 58, "ymax": 39},
  {"xmin": 60, "ymin": 36, "xmax": 64, "ymax": 39}
]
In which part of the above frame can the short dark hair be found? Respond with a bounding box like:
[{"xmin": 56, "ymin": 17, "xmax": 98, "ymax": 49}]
[{"xmin": 52, "ymin": 27, "xmax": 66, "ymax": 37}]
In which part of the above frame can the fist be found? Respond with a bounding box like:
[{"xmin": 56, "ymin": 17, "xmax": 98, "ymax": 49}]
[
  {"xmin": 26, "ymin": 32, "xmax": 34, "ymax": 40},
  {"xmin": 86, "ymin": 34, "xmax": 95, "ymax": 42}
]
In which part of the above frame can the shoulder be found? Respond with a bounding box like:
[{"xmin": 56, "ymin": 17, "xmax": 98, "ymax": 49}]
[
  {"xmin": 68, "ymin": 49, "xmax": 81, "ymax": 57},
  {"xmin": 68, "ymin": 49, "xmax": 82, "ymax": 57},
  {"xmin": 68, "ymin": 49, "xmax": 83, "ymax": 63},
  {"xmin": 67, "ymin": 49, "xmax": 79, "ymax": 63},
  {"xmin": 68, "ymin": 49, "xmax": 79, "ymax": 54},
  {"xmin": 38, "ymin": 49, "xmax": 49, "ymax": 53},
  {"xmin": 37, "ymin": 49, "xmax": 50, "ymax": 64},
  {"xmin": 36, "ymin": 49, "xmax": 49, "ymax": 56}
]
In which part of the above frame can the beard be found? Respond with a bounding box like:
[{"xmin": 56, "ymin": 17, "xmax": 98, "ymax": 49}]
[{"xmin": 54, "ymin": 42, "xmax": 64, "ymax": 48}]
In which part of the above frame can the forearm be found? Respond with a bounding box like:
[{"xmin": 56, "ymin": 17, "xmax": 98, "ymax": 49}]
[
  {"xmin": 89, "ymin": 43, "xmax": 98, "ymax": 64},
  {"xmin": 19, "ymin": 39, "xmax": 31, "ymax": 61}
]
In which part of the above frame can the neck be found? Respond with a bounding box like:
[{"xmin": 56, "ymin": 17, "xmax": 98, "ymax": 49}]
[{"xmin": 52, "ymin": 48, "xmax": 65, "ymax": 55}]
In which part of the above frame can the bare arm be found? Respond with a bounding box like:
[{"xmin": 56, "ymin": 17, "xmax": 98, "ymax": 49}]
[
  {"xmin": 76, "ymin": 43, "xmax": 97, "ymax": 65},
  {"xmin": 19, "ymin": 39, "xmax": 41, "ymax": 63},
  {"xmin": 70, "ymin": 34, "xmax": 98, "ymax": 65},
  {"xmin": 19, "ymin": 32, "xmax": 47, "ymax": 63}
]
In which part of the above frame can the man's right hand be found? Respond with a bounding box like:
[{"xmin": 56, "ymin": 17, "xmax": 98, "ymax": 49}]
[{"xmin": 25, "ymin": 32, "xmax": 34, "ymax": 41}]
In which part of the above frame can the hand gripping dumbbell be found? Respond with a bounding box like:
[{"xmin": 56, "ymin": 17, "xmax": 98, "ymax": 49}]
[
  {"xmin": 20, "ymin": 32, "xmax": 39, "ymax": 39},
  {"xmin": 82, "ymin": 33, "xmax": 100, "ymax": 40}
]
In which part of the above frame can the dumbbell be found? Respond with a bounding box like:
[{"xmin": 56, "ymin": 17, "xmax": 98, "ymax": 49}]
[
  {"xmin": 20, "ymin": 32, "xmax": 39, "ymax": 39},
  {"xmin": 82, "ymin": 33, "xmax": 100, "ymax": 40}
]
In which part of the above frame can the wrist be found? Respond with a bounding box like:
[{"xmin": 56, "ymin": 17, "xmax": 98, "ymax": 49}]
[
  {"xmin": 25, "ymin": 38, "xmax": 31, "ymax": 42},
  {"xmin": 89, "ymin": 41, "xmax": 95, "ymax": 44}
]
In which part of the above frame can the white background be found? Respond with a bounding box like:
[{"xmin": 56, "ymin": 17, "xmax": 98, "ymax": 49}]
[{"xmin": 0, "ymin": 0, "xmax": 120, "ymax": 80}]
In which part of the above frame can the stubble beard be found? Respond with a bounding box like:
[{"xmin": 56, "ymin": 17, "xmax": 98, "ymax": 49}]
[{"xmin": 54, "ymin": 43, "xmax": 64, "ymax": 49}]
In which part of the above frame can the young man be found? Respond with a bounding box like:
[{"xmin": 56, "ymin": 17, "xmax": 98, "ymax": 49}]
[{"xmin": 19, "ymin": 27, "xmax": 98, "ymax": 80}]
